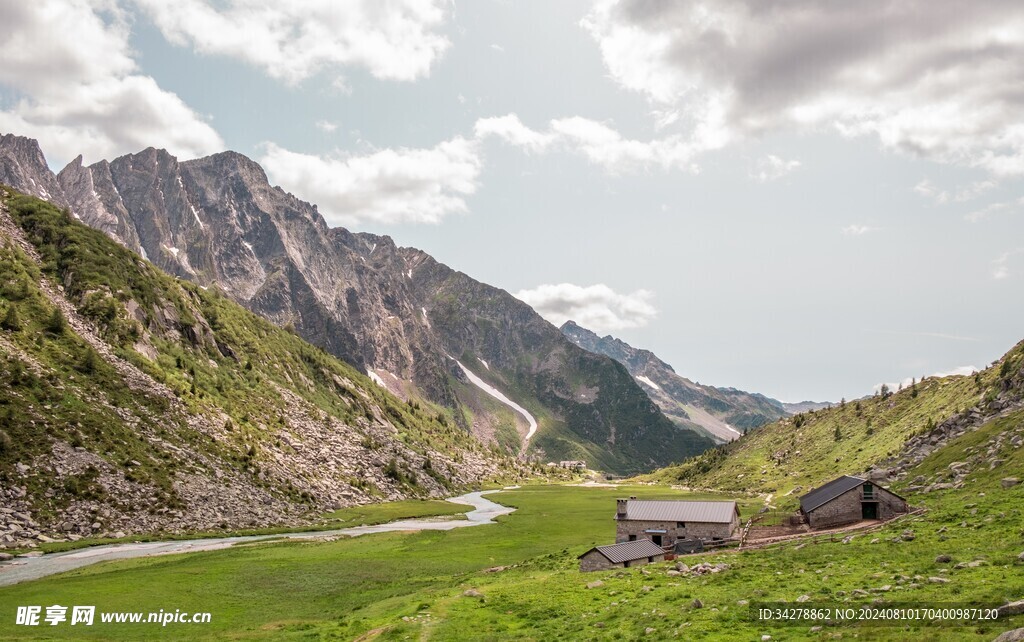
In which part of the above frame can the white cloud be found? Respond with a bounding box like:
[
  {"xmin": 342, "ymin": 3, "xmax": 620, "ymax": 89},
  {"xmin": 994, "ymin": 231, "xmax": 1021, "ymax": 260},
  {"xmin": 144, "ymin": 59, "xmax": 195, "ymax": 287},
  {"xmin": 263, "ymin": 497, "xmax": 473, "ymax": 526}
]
[
  {"xmin": 916, "ymin": 178, "xmax": 998, "ymax": 205},
  {"xmin": 0, "ymin": 0, "xmax": 222, "ymax": 165},
  {"xmin": 475, "ymin": 113, "xmax": 707, "ymax": 173},
  {"xmin": 316, "ymin": 120, "xmax": 338, "ymax": 133},
  {"xmin": 259, "ymin": 137, "xmax": 482, "ymax": 227},
  {"xmin": 873, "ymin": 366, "xmax": 978, "ymax": 395},
  {"xmin": 991, "ymin": 248, "xmax": 1024, "ymax": 280},
  {"xmin": 751, "ymin": 154, "xmax": 800, "ymax": 182},
  {"xmin": 913, "ymin": 179, "xmax": 949, "ymax": 204},
  {"xmin": 135, "ymin": 0, "xmax": 452, "ymax": 85},
  {"xmin": 842, "ymin": 224, "xmax": 879, "ymax": 236},
  {"xmin": 474, "ymin": 114, "xmax": 556, "ymax": 154},
  {"xmin": 514, "ymin": 283, "xmax": 657, "ymax": 333},
  {"xmin": 582, "ymin": 0, "xmax": 1024, "ymax": 175},
  {"xmin": 966, "ymin": 196, "xmax": 1024, "ymax": 223}
]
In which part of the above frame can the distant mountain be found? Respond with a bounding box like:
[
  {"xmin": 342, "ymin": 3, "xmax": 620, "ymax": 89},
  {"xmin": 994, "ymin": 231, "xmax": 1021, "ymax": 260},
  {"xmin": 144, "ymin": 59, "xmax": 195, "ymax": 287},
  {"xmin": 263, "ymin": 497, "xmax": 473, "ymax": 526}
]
[
  {"xmin": 0, "ymin": 134, "xmax": 714, "ymax": 474},
  {"xmin": 780, "ymin": 400, "xmax": 832, "ymax": 414},
  {"xmin": 560, "ymin": 320, "xmax": 789, "ymax": 442},
  {"xmin": 0, "ymin": 188, "xmax": 521, "ymax": 544}
]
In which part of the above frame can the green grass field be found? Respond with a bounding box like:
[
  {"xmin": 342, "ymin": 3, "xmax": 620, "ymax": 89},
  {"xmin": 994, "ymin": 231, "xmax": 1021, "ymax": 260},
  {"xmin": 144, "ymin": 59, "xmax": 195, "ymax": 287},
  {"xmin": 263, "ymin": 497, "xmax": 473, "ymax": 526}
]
[{"xmin": 1, "ymin": 478, "xmax": 1021, "ymax": 641}]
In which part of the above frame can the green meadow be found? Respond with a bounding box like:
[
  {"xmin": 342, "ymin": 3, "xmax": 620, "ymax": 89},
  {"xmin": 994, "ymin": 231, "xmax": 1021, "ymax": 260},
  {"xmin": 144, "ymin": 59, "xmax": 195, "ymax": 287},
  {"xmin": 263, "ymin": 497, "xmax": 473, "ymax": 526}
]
[{"xmin": 1, "ymin": 479, "xmax": 1022, "ymax": 641}]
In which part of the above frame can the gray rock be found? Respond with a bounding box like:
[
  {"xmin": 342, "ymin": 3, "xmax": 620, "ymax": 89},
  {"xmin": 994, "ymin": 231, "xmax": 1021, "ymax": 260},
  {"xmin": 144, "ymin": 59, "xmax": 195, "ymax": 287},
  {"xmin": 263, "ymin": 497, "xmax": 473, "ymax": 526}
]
[
  {"xmin": 462, "ymin": 589, "xmax": 483, "ymax": 598},
  {"xmin": 998, "ymin": 601, "xmax": 1024, "ymax": 618},
  {"xmin": 928, "ymin": 577, "xmax": 950, "ymax": 584},
  {"xmin": 994, "ymin": 627, "xmax": 1024, "ymax": 642},
  {"xmin": 586, "ymin": 581, "xmax": 604, "ymax": 589},
  {"xmin": 1001, "ymin": 478, "xmax": 1020, "ymax": 489},
  {"xmin": 935, "ymin": 554, "xmax": 952, "ymax": 563},
  {"xmin": 0, "ymin": 552, "xmax": 13, "ymax": 561},
  {"xmin": 691, "ymin": 599, "xmax": 703, "ymax": 608}
]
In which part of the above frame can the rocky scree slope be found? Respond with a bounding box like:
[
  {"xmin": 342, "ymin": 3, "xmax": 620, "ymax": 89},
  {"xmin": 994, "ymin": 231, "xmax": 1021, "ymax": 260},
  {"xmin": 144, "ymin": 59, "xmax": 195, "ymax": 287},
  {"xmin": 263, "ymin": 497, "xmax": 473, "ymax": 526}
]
[
  {"xmin": 0, "ymin": 134, "xmax": 714, "ymax": 474},
  {"xmin": 0, "ymin": 189, "xmax": 522, "ymax": 550},
  {"xmin": 561, "ymin": 320, "xmax": 788, "ymax": 442}
]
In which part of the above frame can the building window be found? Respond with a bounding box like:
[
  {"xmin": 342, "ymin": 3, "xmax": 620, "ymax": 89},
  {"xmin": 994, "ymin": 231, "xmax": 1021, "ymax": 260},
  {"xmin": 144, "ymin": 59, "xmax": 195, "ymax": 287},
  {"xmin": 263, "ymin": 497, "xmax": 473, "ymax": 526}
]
[
  {"xmin": 628, "ymin": 534, "xmax": 636, "ymax": 541},
  {"xmin": 676, "ymin": 522, "xmax": 685, "ymax": 528},
  {"xmin": 863, "ymin": 483, "xmax": 874, "ymax": 499}
]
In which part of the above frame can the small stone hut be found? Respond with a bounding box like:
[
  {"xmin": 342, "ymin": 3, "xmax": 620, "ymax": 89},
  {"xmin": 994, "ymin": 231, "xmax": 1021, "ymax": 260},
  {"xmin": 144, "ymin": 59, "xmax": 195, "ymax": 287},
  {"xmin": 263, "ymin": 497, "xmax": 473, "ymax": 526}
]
[
  {"xmin": 800, "ymin": 475, "xmax": 908, "ymax": 529},
  {"xmin": 578, "ymin": 539, "xmax": 666, "ymax": 572},
  {"xmin": 615, "ymin": 498, "xmax": 740, "ymax": 546}
]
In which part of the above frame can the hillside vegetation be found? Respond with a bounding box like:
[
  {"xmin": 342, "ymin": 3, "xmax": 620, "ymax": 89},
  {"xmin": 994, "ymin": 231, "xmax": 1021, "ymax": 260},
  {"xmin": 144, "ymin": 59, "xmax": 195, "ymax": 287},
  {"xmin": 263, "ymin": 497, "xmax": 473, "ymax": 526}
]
[
  {"xmin": 0, "ymin": 189, "xmax": 523, "ymax": 545},
  {"xmin": 643, "ymin": 340, "xmax": 1024, "ymax": 501}
]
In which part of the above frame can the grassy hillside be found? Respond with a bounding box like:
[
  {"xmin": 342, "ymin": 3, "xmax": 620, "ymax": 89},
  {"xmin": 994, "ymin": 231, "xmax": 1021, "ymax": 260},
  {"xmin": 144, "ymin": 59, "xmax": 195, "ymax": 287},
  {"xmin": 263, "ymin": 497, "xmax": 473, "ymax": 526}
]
[
  {"xmin": 0, "ymin": 188, "xmax": 522, "ymax": 541},
  {"xmin": 642, "ymin": 345, "xmax": 1020, "ymax": 499}
]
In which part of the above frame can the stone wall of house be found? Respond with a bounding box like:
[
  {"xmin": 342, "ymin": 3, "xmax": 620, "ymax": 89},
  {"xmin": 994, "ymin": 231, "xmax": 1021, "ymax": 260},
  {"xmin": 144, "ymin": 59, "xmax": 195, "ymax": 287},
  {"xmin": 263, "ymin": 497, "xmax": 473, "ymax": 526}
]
[
  {"xmin": 615, "ymin": 517, "xmax": 737, "ymax": 544},
  {"xmin": 806, "ymin": 488, "xmax": 862, "ymax": 529},
  {"xmin": 806, "ymin": 484, "xmax": 908, "ymax": 529},
  {"xmin": 873, "ymin": 486, "xmax": 908, "ymax": 520},
  {"xmin": 578, "ymin": 550, "xmax": 665, "ymax": 572},
  {"xmin": 579, "ymin": 550, "xmax": 619, "ymax": 572}
]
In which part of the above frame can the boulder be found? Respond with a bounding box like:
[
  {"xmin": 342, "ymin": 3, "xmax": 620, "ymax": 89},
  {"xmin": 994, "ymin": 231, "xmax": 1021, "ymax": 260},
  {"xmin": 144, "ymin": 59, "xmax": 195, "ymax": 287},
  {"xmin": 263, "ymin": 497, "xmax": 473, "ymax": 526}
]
[
  {"xmin": 462, "ymin": 589, "xmax": 483, "ymax": 598},
  {"xmin": 928, "ymin": 577, "xmax": 950, "ymax": 584},
  {"xmin": 0, "ymin": 552, "xmax": 13, "ymax": 561},
  {"xmin": 796, "ymin": 594, "xmax": 811, "ymax": 602},
  {"xmin": 1002, "ymin": 478, "xmax": 1020, "ymax": 489},
  {"xmin": 935, "ymin": 554, "xmax": 952, "ymax": 564},
  {"xmin": 691, "ymin": 598, "xmax": 703, "ymax": 609},
  {"xmin": 994, "ymin": 627, "xmax": 1024, "ymax": 642},
  {"xmin": 998, "ymin": 601, "xmax": 1024, "ymax": 618},
  {"xmin": 586, "ymin": 581, "xmax": 604, "ymax": 589}
]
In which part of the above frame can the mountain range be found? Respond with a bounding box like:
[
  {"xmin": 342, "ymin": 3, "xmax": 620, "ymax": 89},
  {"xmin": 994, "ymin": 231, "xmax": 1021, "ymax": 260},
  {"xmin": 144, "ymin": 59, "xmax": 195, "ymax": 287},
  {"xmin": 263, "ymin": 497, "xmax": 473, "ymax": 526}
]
[
  {"xmin": 561, "ymin": 320, "xmax": 793, "ymax": 442},
  {"xmin": 0, "ymin": 133, "xmax": 716, "ymax": 474}
]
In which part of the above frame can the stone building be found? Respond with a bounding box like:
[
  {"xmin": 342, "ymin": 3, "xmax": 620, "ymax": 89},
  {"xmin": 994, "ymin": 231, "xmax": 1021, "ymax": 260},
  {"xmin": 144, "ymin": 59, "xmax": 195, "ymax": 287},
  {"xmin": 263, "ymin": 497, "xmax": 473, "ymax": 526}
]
[
  {"xmin": 578, "ymin": 539, "xmax": 666, "ymax": 572},
  {"xmin": 614, "ymin": 498, "xmax": 740, "ymax": 547},
  {"xmin": 799, "ymin": 475, "xmax": 908, "ymax": 529}
]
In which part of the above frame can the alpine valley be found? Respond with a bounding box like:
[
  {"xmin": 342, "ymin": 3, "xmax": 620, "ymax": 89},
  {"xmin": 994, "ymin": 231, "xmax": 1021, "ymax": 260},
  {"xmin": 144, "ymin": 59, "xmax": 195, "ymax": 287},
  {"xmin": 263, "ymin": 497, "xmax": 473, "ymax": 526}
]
[{"xmin": 1, "ymin": 133, "xmax": 1024, "ymax": 641}]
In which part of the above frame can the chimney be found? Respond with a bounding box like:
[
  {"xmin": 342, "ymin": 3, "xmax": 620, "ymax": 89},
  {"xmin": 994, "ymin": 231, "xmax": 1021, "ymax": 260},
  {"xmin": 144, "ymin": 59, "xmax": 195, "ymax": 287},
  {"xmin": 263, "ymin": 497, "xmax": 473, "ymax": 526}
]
[{"xmin": 616, "ymin": 498, "xmax": 628, "ymax": 519}]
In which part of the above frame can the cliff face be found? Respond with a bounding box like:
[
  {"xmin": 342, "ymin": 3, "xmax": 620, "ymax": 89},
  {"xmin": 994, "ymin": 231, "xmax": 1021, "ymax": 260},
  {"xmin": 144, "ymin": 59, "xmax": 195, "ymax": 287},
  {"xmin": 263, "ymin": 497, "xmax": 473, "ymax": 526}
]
[{"xmin": 1, "ymin": 134, "xmax": 714, "ymax": 473}]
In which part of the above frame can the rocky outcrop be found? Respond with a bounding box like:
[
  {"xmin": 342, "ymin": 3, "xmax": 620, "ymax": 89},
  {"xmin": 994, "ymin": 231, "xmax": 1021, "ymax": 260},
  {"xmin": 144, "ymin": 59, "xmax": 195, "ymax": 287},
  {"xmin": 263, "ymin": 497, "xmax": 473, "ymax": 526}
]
[
  {"xmin": 879, "ymin": 347, "xmax": 1024, "ymax": 488},
  {"xmin": 561, "ymin": 320, "xmax": 788, "ymax": 441}
]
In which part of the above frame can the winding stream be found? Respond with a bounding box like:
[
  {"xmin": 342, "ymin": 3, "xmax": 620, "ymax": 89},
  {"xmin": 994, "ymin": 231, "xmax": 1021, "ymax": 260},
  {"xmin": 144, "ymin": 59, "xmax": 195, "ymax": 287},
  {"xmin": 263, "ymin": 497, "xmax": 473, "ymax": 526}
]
[{"xmin": 0, "ymin": 490, "xmax": 513, "ymax": 587}]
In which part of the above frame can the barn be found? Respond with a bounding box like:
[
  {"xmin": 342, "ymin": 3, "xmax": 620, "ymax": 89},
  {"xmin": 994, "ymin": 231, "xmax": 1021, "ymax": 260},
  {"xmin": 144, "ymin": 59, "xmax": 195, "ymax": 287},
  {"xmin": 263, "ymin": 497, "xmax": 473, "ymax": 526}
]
[
  {"xmin": 800, "ymin": 475, "xmax": 908, "ymax": 529},
  {"xmin": 615, "ymin": 498, "xmax": 740, "ymax": 547},
  {"xmin": 578, "ymin": 539, "xmax": 666, "ymax": 572}
]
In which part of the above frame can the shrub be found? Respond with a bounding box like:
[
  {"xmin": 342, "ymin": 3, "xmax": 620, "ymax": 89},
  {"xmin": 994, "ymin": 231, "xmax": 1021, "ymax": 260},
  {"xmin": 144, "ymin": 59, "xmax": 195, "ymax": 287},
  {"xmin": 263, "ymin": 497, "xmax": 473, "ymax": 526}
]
[{"xmin": 1, "ymin": 304, "xmax": 21, "ymax": 331}]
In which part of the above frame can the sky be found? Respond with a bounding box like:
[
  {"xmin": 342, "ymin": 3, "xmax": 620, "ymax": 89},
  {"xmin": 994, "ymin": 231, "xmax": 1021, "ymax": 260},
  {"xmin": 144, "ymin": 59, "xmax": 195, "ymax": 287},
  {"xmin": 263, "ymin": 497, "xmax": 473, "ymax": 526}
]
[{"xmin": 1, "ymin": 0, "xmax": 1023, "ymax": 402}]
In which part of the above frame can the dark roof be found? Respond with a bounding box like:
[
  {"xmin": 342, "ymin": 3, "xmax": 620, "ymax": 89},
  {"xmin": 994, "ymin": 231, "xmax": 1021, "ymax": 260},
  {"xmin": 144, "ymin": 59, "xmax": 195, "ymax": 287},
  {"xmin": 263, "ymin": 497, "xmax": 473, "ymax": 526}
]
[
  {"xmin": 618, "ymin": 500, "xmax": 738, "ymax": 523},
  {"xmin": 580, "ymin": 539, "xmax": 666, "ymax": 564},
  {"xmin": 800, "ymin": 476, "xmax": 866, "ymax": 512}
]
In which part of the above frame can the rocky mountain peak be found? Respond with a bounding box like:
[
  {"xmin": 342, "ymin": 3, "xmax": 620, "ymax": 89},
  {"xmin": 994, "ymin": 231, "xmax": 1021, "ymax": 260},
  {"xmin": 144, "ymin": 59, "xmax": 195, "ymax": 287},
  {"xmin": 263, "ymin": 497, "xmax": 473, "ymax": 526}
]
[{"xmin": 0, "ymin": 133, "xmax": 66, "ymax": 208}]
